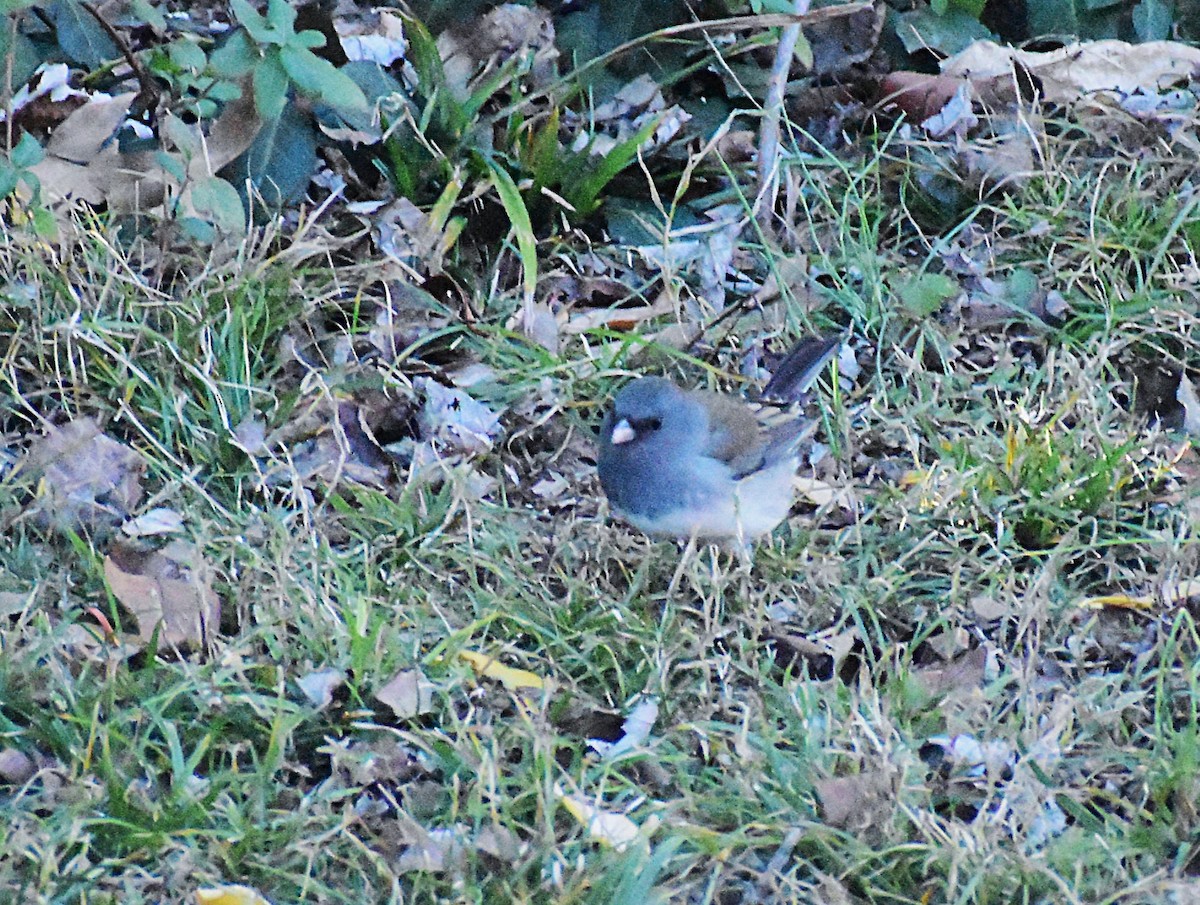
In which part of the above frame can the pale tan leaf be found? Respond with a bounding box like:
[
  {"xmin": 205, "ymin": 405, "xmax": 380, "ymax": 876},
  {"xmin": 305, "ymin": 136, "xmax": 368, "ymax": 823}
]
[{"xmin": 104, "ymin": 541, "xmax": 221, "ymax": 648}]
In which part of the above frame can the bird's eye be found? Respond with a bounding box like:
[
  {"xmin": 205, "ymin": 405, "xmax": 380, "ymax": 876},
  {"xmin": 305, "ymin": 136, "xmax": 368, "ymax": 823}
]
[{"xmin": 644, "ymin": 417, "xmax": 663, "ymax": 431}]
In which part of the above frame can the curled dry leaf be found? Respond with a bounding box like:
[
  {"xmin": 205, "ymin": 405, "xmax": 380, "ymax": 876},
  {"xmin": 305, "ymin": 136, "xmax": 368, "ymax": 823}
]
[
  {"xmin": 942, "ymin": 39, "xmax": 1200, "ymax": 106},
  {"xmin": 1177, "ymin": 373, "xmax": 1200, "ymax": 436},
  {"xmin": 376, "ymin": 668, "xmax": 436, "ymax": 719},
  {"xmin": 416, "ymin": 378, "xmax": 501, "ymax": 456},
  {"xmin": 23, "ymin": 418, "xmax": 145, "ymax": 532},
  {"xmin": 121, "ymin": 507, "xmax": 185, "ymax": 538},
  {"xmin": 555, "ymin": 785, "xmax": 660, "ymax": 852},
  {"xmin": 103, "ymin": 540, "xmax": 221, "ymax": 649},
  {"xmin": 588, "ymin": 696, "xmax": 659, "ymax": 759},
  {"xmin": 298, "ymin": 668, "xmax": 345, "ymax": 710},
  {"xmin": 913, "ymin": 646, "xmax": 991, "ymax": 698}
]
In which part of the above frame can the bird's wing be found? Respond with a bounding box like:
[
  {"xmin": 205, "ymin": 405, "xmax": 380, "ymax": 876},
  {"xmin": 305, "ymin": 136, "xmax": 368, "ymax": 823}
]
[{"xmin": 693, "ymin": 391, "xmax": 768, "ymax": 474}]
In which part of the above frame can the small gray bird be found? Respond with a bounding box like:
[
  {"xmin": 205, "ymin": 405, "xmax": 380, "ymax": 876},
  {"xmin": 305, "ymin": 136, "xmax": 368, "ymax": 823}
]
[{"xmin": 597, "ymin": 337, "xmax": 840, "ymax": 546}]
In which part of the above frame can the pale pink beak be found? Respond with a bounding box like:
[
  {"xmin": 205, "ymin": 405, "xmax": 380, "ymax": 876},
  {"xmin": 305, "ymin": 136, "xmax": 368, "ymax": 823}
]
[{"xmin": 610, "ymin": 419, "xmax": 636, "ymax": 445}]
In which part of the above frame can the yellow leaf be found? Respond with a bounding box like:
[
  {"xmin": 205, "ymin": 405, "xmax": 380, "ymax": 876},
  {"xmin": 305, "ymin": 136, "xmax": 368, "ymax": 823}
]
[
  {"xmin": 196, "ymin": 886, "xmax": 272, "ymax": 905},
  {"xmin": 458, "ymin": 650, "xmax": 544, "ymax": 691},
  {"xmin": 557, "ymin": 790, "xmax": 656, "ymax": 851},
  {"xmin": 1077, "ymin": 594, "xmax": 1153, "ymax": 611}
]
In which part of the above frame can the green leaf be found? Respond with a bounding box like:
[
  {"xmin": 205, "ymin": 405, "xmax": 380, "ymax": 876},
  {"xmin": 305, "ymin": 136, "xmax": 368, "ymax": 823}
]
[
  {"xmin": 279, "ymin": 46, "xmax": 368, "ymax": 113},
  {"xmin": 569, "ymin": 114, "xmax": 662, "ymax": 216},
  {"xmin": 264, "ymin": 0, "xmax": 297, "ymax": 35},
  {"xmin": 896, "ymin": 8, "xmax": 994, "ymax": 55},
  {"xmin": 231, "ymin": 0, "xmax": 273, "ymax": 43},
  {"xmin": 155, "ymin": 149, "xmax": 187, "ymax": 183},
  {"xmin": 253, "ymin": 53, "xmax": 290, "ymax": 120},
  {"xmin": 0, "ymin": 162, "xmax": 19, "ymax": 199},
  {"xmin": 31, "ymin": 205, "xmax": 58, "ymax": 240},
  {"xmin": 129, "ymin": 0, "xmax": 167, "ymax": 31},
  {"xmin": 898, "ymin": 272, "xmax": 959, "ymax": 317},
  {"xmin": 190, "ymin": 176, "xmax": 247, "ymax": 232},
  {"xmin": 168, "ymin": 37, "xmax": 207, "ymax": 72},
  {"xmin": 10, "ymin": 131, "xmax": 44, "ymax": 169},
  {"xmin": 401, "ymin": 15, "xmax": 448, "ymax": 99},
  {"xmin": 0, "ymin": 23, "xmax": 40, "ymax": 87},
  {"xmin": 792, "ymin": 30, "xmax": 813, "ymax": 71},
  {"xmin": 222, "ymin": 101, "xmax": 317, "ymax": 209},
  {"xmin": 48, "ymin": 0, "xmax": 119, "ymax": 67},
  {"xmin": 294, "ymin": 29, "xmax": 326, "ymax": 50},
  {"xmin": 479, "ymin": 154, "xmax": 537, "ymax": 304},
  {"xmin": 209, "ymin": 29, "xmax": 258, "ymax": 78},
  {"xmin": 1132, "ymin": 0, "xmax": 1173, "ymax": 39}
]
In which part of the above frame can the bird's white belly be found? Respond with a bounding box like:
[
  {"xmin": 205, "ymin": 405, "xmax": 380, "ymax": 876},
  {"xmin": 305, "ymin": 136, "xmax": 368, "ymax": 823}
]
[{"xmin": 617, "ymin": 457, "xmax": 797, "ymax": 541}]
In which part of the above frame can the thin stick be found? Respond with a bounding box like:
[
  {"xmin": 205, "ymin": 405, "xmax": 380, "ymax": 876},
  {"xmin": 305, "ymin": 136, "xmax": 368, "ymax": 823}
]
[{"xmin": 756, "ymin": 0, "xmax": 812, "ymax": 235}]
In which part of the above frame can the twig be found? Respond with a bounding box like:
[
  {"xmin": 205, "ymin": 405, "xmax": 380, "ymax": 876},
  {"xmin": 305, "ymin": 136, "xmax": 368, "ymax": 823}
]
[
  {"xmin": 755, "ymin": 0, "xmax": 811, "ymax": 236},
  {"xmin": 80, "ymin": 0, "xmax": 157, "ymax": 110}
]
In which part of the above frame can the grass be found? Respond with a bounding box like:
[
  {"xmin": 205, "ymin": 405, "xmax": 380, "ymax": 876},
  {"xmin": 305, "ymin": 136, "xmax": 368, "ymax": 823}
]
[{"xmin": 1, "ymin": 110, "xmax": 1199, "ymax": 905}]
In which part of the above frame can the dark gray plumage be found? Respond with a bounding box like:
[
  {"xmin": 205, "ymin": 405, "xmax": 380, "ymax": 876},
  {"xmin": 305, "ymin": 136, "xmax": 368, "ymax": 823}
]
[{"xmin": 597, "ymin": 337, "xmax": 839, "ymax": 545}]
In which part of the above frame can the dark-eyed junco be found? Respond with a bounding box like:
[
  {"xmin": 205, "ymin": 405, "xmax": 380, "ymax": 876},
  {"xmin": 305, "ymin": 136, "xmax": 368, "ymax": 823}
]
[{"xmin": 597, "ymin": 337, "xmax": 840, "ymax": 546}]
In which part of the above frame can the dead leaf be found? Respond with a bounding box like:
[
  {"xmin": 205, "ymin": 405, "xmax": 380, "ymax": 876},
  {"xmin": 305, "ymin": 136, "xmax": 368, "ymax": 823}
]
[
  {"xmin": 417, "ymin": 378, "xmax": 501, "ymax": 455},
  {"xmin": 588, "ymin": 697, "xmax": 658, "ymax": 759},
  {"xmin": 914, "ymin": 646, "xmax": 990, "ymax": 698},
  {"xmin": 556, "ymin": 785, "xmax": 659, "ymax": 851},
  {"xmin": 195, "ymin": 887, "xmax": 272, "ymax": 905},
  {"xmin": 458, "ymin": 650, "xmax": 544, "ymax": 691},
  {"xmin": 815, "ymin": 769, "xmax": 894, "ymax": 829},
  {"xmin": 103, "ymin": 541, "xmax": 221, "ymax": 648},
  {"xmin": 121, "ymin": 507, "xmax": 185, "ymax": 538},
  {"xmin": 376, "ymin": 668, "xmax": 436, "ymax": 719},
  {"xmin": 1177, "ymin": 373, "xmax": 1200, "ymax": 436},
  {"xmin": 1077, "ymin": 593, "xmax": 1155, "ymax": 611},
  {"xmin": 0, "ymin": 748, "xmax": 36, "ymax": 784},
  {"xmin": 298, "ymin": 668, "xmax": 345, "ymax": 710},
  {"xmin": 23, "ymin": 418, "xmax": 145, "ymax": 531},
  {"xmin": 942, "ymin": 39, "xmax": 1200, "ymax": 106}
]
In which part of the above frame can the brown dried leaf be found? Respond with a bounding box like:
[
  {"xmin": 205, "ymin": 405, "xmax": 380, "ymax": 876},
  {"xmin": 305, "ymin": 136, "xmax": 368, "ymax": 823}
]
[
  {"xmin": 942, "ymin": 39, "xmax": 1200, "ymax": 106},
  {"xmin": 376, "ymin": 668, "xmax": 435, "ymax": 719},
  {"xmin": 0, "ymin": 748, "xmax": 36, "ymax": 784},
  {"xmin": 815, "ymin": 769, "xmax": 894, "ymax": 829},
  {"xmin": 103, "ymin": 541, "xmax": 221, "ymax": 649},
  {"xmin": 24, "ymin": 418, "xmax": 145, "ymax": 531},
  {"xmin": 914, "ymin": 646, "xmax": 989, "ymax": 698}
]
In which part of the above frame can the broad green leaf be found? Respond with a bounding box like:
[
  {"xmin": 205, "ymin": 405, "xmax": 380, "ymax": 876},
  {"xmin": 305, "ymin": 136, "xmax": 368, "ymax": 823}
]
[
  {"xmin": 222, "ymin": 101, "xmax": 317, "ymax": 209},
  {"xmin": 210, "ymin": 29, "xmax": 258, "ymax": 78},
  {"xmin": 479, "ymin": 154, "xmax": 537, "ymax": 304},
  {"xmin": 253, "ymin": 53, "xmax": 290, "ymax": 120},
  {"xmin": 0, "ymin": 23, "xmax": 40, "ymax": 87},
  {"xmin": 294, "ymin": 29, "xmax": 326, "ymax": 50},
  {"xmin": 279, "ymin": 46, "xmax": 368, "ymax": 113},
  {"xmin": 896, "ymin": 8, "xmax": 994, "ymax": 55},
  {"xmin": 49, "ymin": 0, "xmax": 119, "ymax": 67},
  {"xmin": 31, "ymin": 205, "xmax": 58, "ymax": 240},
  {"xmin": 10, "ymin": 131, "xmax": 44, "ymax": 169},
  {"xmin": 899, "ymin": 273, "xmax": 959, "ymax": 318},
  {"xmin": 191, "ymin": 176, "xmax": 247, "ymax": 232},
  {"xmin": 168, "ymin": 36, "xmax": 207, "ymax": 72},
  {"xmin": 231, "ymin": 0, "xmax": 274, "ymax": 43},
  {"xmin": 264, "ymin": 0, "xmax": 297, "ymax": 35},
  {"xmin": 129, "ymin": 0, "xmax": 167, "ymax": 31},
  {"xmin": 155, "ymin": 149, "xmax": 187, "ymax": 182},
  {"xmin": 0, "ymin": 162, "xmax": 19, "ymax": 199},
  {"xmin": 1133, "ymin": 0, "xmax": 1173, "ymax": 39}
]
